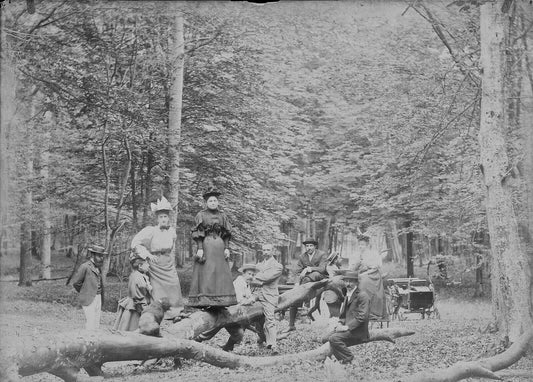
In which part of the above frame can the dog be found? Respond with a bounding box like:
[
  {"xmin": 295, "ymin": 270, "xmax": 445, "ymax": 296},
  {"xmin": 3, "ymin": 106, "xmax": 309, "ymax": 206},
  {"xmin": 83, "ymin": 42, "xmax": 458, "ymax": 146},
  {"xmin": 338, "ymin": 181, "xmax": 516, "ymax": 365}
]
[{"xmin": 138, "ymin": 297, "xmax": 171, "ymax": 337}]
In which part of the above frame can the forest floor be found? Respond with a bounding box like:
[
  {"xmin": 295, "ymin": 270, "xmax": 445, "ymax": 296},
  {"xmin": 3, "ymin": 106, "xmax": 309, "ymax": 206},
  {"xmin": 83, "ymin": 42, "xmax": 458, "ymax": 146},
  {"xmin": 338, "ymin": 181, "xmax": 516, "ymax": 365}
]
[{"xmin": 1, "ymin": 273, "xmax": 532, "ymax": 382}]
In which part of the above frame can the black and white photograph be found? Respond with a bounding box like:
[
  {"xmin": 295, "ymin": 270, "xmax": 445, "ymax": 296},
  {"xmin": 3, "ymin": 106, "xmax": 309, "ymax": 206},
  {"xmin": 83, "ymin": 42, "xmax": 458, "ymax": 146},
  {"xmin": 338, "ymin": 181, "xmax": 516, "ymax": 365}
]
[{"xmin": 0, "ymin": 0, "xmax": 532, "ymax": 381}]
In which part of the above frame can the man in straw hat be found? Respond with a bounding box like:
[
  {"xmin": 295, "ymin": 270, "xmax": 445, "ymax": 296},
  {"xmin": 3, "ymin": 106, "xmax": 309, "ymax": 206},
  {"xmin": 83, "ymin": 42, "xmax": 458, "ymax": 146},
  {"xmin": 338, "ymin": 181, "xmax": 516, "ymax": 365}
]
[
  {"xmin": 251, "ymin": 243, "xmax": 283, "ymax": 353},
  {"xmin": 326, "ymin": 270, "xmax": 370, "ymax": 364},
  {"xmin": 72, "ymin": 244, "xmax": 107, "ymax": 329},
  {"xmin": 285, "ymin": 237, "xmax": 329, "ymax": 332},
  {"xmin": 197, "ymin": 262, "xmax": 258, "ymax": 351}
]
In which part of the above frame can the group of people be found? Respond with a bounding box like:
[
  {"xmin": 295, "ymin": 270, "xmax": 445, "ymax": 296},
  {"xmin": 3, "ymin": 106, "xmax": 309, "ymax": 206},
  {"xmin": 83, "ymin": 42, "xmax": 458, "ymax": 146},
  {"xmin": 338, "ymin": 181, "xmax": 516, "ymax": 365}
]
[{"xmin": 72, "ymin": 187, "xmax": 377, "ymax": 363}]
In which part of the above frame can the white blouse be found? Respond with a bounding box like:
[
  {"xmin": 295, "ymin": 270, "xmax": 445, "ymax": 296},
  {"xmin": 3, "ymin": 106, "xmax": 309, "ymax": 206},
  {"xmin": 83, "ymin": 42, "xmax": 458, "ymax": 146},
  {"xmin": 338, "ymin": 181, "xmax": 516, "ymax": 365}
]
[{"xmin": 131, "ymin": 226, "xmax": 177, "ymax": 258}]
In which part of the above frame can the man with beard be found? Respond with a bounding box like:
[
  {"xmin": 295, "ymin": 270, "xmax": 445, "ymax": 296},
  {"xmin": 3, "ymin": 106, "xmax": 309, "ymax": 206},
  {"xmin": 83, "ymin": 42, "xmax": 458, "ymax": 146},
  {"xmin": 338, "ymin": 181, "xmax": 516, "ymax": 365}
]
[
  {"xmin": 285, "ymin": 238, "xmax": 328, "ymax": 332},
  {"xmin": 72, "ymin": 244, "xmax": 106, "ymax": 329}
]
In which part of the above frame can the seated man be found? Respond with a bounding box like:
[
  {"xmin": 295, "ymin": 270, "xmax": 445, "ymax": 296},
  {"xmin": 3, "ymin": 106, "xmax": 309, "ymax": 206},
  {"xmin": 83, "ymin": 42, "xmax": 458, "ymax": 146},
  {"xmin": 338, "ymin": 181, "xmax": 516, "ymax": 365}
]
[
  {"xmin": 197, "ymin": 263, "xmax": 257, "ymax": 351},
  {"xmin": 327, "ymin": 271, "xmax": 370, "ymax": 364},
  {"xmin": 286, "ymin": 237, "xmax": 328, "ymax": 331}
]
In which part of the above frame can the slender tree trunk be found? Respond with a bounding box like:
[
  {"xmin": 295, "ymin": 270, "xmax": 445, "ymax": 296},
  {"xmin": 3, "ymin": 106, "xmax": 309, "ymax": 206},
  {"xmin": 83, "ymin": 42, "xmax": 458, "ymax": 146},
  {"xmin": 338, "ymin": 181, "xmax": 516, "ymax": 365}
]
[
  {"xmin": 388, "ymin": 220, "xmax": 402, "ymax": 263},
  {"xmin": 479, "ymin": 1, "xmax": 533, "ymax": 341},
  {"xmin": 40, "ymin": 110, "xmax": 52, "ymax": 279},
  {"xmin": 405, "ymin": 221, "xmax": 414, "ymax": 278},
  {"xmin": 142, "ymin": 146, "xmax": 153, "ymax": 226},
  {"xmin": 130, "ymin": 158, "xmax": 138, "ymax": 230},
  {"xmin": 101, "ymin": 136, "xmax": 112, "ymax": 282},
  {"xmin": 19, "ymin": 153, "xmax": 33, "ymax": 287},
  {"xmin": 321, "ymin": 216, "xmax": 332, "ymax": 253},
  {"xmin": 167, "ymin": 12, "xmax": 184, "ymax": 267}
]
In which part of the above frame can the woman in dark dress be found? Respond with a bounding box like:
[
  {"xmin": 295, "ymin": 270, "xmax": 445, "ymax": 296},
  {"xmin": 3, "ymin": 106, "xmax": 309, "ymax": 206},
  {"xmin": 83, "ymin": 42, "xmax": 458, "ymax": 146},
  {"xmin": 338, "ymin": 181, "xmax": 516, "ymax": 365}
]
[{"xmin": 188, "ymin": 188, "xmax": 237, "ymax": 308}]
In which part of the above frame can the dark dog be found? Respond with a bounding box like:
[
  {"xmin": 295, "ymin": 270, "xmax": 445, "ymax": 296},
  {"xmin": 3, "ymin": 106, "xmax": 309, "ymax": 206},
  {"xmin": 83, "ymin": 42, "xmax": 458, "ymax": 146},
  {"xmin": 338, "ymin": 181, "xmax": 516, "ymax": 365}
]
[{"xmin": 138, "ymin": 298, "xmax": 171, "ymax": 337}]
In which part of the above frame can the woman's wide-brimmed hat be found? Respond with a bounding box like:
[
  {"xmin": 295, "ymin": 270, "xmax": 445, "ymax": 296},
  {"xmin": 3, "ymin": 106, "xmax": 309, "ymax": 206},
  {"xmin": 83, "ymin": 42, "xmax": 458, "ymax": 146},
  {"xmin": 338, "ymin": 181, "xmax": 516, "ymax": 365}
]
[
  {"xmin": 150, "ymin": 196, "xmax": 172, "ymax": 213},
  {"xmin": 238, "ymin": 263, "xmax": 258, "ymax": 273},
  {"xmin": 203, "ymin": 187, "xmax": 221, "ymax": 200},
  {"xmin": 88, "ymin": 244, "xmax": 108, "ymax": 256},
  {"xmin": 302, "ymin": 238, "xmax": 318, "ymax": 246}
]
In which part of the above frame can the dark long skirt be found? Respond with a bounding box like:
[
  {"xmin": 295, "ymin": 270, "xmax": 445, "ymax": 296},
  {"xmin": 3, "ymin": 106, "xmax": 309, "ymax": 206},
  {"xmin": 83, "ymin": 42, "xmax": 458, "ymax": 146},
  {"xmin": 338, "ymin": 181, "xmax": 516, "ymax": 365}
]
[{"xmin": 187, "ymin": 235, "xmax": 237, "ymax": 308}]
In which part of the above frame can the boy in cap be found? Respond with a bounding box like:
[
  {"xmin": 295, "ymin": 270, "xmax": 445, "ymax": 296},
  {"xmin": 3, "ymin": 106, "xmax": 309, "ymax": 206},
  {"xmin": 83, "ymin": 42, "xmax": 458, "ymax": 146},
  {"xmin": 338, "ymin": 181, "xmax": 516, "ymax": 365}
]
[
  {"xmin": 327, "ymin": 271, "xmax": 370, "ymax": 364},
  {"xmin": 72, "ymin": 244, "xmax": 106, "ymax": 329}
]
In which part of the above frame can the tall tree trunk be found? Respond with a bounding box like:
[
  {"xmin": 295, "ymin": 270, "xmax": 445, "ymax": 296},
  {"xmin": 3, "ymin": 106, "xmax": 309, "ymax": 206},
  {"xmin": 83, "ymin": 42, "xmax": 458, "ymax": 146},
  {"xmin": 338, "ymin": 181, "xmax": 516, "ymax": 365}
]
[
  {"xmin": 40, "ymin": 110, "xmax": 52, "ymax": 279},
  {"xmin": 321, "ymin": 216, "xmax": 332, "ymax": 253},
  {"xmin": 518, "ymin": 7, "xmax": 533, "ymax": 323},
  {"xmin": 479, "ymin": 1, "xmax": 533, "ymax": 341},
  {"xmin": 19, "ymin": 152, "xmax": 33, "ymax": 287},
  {"xmin": 167, "ymin": 12, "xmax": 184, "ymax": 267},
  {"xmin": 388, "ymin": 220, "xmax": 402, "ymax": 263},
  {"xmin": 405, "ymin": 221, "xmax": 414, "ymax": 278},
  {"xmin": 130, "ymin": 158, "xmax": 138, "ymax": 230},
  {"xmin": 101, "ymin": 135, "xmax": 112, "ymax": 282},
  {"xmin": 142, "ymin": 146, "xmax": 154, "ymax": 226},
  {"xmin": 0, "ymin": 11, "xmax": 15, "ymax": 257}
]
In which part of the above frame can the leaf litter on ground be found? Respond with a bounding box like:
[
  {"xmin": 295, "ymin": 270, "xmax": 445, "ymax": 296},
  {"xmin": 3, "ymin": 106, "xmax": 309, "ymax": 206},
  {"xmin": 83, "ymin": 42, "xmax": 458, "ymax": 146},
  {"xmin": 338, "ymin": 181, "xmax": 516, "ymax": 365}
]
[{"xmin": 1, "ymin": 282, "xmax": 532, "ymax": 382}]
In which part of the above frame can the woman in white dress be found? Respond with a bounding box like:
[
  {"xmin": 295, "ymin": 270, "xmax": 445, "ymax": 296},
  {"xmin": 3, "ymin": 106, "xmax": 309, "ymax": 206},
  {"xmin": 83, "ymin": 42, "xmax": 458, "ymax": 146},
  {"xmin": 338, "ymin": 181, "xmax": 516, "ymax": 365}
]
[{"xmin": 130, "ymin": 196, "xmax": 183, "ymax": 319}]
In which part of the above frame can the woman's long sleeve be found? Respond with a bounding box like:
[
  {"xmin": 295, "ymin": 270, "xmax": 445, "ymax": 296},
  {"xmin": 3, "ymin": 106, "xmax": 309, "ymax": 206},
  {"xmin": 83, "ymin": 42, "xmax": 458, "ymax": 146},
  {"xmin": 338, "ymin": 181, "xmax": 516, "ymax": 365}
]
[
  {"xmin": 131, "ymin": 227, "xmax": 154, "ymax": 259},
  {"xmin": 191, "ymin": 212, "xmax": 205, "ymax": 250}
]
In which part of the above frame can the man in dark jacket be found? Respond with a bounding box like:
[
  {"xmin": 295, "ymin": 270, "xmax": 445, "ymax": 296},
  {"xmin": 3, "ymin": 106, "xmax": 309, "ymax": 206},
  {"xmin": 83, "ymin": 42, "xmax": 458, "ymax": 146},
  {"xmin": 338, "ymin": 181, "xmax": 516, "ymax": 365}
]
[
  {"xmin": 286, "ymin": 238, "xmax": 329, "ymax": 331},
  {"xmin": 72, "ymin": 244, "xmax": 106, "ymax": 329},
  {"xmin": 327, "ymin": 271, "xmax": 370, "ymax": 364}
]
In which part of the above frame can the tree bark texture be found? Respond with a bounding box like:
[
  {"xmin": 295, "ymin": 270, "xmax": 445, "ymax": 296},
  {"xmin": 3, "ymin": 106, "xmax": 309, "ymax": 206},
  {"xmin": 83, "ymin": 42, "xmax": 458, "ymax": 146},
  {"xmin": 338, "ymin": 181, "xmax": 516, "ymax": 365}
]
[
  {"xmin": 167, "ymin": 11, "xmax": 184, "ymax": 217},
  {"xmin": 166, "ymin": 279, "xmax": 329, "ymax": 339},
  {"xmin": 1, "ymin": 326, "xmax": 415, "ymax": 382},
  {"xmin": 40, "ymin": 109, "xmax": 52, "ymax": 279},
  {"xmin": 479, "ymin": 1, "xmax": 533, "ymax": 341},
  {"xmin": 0, "ymin": 11, "xmax": 15, "ymax": 257},
  {"xmin": 518, "ymin": 5, "xmax": 533, "ymax": 326},
  {"xmin": 19, "ymin": 110, "xmax": 34, "ymax": 287},
  {"xmin": 166, "ymin": 12, "xmax": 184, "ymax": 268}
]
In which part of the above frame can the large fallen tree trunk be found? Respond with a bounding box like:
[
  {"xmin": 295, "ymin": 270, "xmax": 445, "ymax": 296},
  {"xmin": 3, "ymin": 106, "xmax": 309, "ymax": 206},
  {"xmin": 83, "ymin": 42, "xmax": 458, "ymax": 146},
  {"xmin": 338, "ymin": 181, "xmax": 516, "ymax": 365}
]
[
  {"xmin": 166, "ymin": 279, "xmax": 330, "ymax": 339},
  {"xmin": 403, "ymin": 329, "xmax": 533, "ymax": 382},
  {"xmin": 2, "ymin": 327, "xmax": 414, "ymax": 382}
]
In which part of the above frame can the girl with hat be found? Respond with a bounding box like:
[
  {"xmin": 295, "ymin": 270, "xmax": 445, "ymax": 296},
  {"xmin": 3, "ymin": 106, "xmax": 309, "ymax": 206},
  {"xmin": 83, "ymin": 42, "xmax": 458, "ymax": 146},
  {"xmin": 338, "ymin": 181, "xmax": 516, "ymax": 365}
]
[
  {"xmin": 113, "ymin": 253, "xmax": 153, "ymax": 331},
  {"xmin": 130, "ymin": 196, "xmax": 183, "ymax": 319},
  {"xmin": 188, "ymin": 187, "xmax": 237, "ymax": 308}
]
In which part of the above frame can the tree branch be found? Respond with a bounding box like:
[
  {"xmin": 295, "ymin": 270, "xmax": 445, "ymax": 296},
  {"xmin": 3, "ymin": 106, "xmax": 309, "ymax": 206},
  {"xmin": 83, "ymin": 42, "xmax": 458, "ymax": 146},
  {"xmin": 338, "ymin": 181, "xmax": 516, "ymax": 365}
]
[
  {"xmin": 404, "ymin": 329, "xmax": 533, "ymax": 382},
  {"xmin": 413, "ymin": 2, "xmax": 480, "ymax": 87}
]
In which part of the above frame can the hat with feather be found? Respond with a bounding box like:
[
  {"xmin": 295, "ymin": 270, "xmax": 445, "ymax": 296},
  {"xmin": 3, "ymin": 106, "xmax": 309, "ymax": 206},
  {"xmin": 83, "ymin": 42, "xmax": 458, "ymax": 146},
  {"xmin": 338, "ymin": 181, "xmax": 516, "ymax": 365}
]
[{"xmin": 150, "ymin": 196, "xmax": 172, "ymax": 214}]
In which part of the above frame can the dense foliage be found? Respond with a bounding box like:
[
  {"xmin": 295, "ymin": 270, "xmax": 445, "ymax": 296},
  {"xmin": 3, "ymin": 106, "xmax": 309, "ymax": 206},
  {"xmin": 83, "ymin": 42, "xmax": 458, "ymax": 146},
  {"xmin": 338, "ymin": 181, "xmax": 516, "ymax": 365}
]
[{"xmin": 3, "ymin": 1, "xmax": 513, "ymax": 261}]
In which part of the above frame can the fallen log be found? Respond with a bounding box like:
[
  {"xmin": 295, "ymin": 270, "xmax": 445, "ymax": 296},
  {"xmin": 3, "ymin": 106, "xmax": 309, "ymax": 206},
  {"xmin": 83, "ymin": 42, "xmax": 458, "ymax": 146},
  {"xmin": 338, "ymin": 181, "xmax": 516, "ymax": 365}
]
[
  {"xmin": 403, "ymin": 329, "xmax": 533, "ymax": 382},
  {"xmin": 2, "ymin": 327, "xmax": 414, "ymax": 382},
  {"xmin": 165, "ymin": 279, "xmax": 330, "ymax": 340}
]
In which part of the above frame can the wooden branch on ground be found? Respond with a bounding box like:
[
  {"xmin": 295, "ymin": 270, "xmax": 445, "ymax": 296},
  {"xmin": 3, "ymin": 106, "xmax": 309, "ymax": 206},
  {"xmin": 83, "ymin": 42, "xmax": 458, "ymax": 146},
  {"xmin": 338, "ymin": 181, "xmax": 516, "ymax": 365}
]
[
  {"xmin": 2, "ymin": 327, "xmax": 414, "ymax": 382},
  {"xmin": 404, "ymin": 329, "xmax": 533, "ymax": 382}
]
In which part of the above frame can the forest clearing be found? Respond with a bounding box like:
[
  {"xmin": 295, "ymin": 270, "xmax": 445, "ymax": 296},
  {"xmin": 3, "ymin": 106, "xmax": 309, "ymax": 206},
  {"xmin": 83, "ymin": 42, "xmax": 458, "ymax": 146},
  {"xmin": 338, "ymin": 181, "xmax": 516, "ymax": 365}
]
[{"xmin": 1, "ymin": 1, "xmax": 532, "ymax": 381}]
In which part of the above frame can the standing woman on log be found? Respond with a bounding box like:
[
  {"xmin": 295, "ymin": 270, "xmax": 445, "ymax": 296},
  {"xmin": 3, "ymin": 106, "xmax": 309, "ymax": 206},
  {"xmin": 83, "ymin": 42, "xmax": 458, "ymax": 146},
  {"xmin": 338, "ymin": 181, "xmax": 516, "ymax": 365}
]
[
  {"xmin": 130, "ymin": 196, "xmax": 183, "ymax": 319},
  {"xmin": 188, "ymin": 187, "xmax": 237, "ymax": 309}
]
